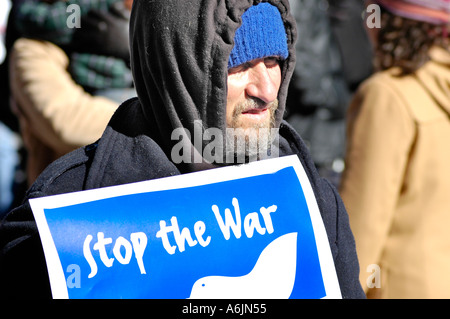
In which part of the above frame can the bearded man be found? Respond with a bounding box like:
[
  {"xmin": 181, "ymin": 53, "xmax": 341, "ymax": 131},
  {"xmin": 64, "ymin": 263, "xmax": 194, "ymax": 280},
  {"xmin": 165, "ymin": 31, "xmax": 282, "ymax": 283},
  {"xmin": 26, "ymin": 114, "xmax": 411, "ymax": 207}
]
[{"xmin": 0, "ymin": 0, "xmax": 364, "ymax": 299}]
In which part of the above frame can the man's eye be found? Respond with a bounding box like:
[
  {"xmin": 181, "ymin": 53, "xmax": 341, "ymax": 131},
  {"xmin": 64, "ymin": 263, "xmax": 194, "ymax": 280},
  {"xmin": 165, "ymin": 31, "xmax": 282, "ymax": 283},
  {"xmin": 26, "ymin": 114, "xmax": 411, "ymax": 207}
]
[{"xmin": 264, "ymin": 57, "xmax": 280, "ymax": 68}]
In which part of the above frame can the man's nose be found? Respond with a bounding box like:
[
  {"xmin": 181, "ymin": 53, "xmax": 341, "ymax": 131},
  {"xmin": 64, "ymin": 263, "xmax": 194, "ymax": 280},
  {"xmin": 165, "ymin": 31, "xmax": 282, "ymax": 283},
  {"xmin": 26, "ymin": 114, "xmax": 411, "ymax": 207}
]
[{"xmin": 245, "ymin": 62, "xmax": 280, "ymax": 104}]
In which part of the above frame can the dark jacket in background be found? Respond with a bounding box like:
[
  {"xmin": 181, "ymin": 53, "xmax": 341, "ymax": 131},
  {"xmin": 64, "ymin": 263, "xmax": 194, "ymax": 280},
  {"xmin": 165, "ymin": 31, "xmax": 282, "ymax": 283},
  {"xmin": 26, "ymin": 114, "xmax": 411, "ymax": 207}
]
[{"xmin": 286, "ymin": 0, "xmax": 373, "ymax": 185}]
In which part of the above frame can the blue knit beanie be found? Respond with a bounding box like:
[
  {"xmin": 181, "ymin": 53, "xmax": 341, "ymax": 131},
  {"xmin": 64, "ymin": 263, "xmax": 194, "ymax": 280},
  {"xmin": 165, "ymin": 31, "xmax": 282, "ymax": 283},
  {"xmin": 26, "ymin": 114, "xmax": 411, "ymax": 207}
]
[{"xmin": 228, "ymin": 2, "xmax": 289, "ymax": 69}]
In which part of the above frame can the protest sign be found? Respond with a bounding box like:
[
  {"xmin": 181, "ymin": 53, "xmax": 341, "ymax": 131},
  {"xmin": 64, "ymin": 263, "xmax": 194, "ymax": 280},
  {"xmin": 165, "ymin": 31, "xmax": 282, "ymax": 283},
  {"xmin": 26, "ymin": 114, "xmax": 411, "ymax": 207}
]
[{"xmin": 30, "ymin": 155, "xmax": 342, "ymax": 299}]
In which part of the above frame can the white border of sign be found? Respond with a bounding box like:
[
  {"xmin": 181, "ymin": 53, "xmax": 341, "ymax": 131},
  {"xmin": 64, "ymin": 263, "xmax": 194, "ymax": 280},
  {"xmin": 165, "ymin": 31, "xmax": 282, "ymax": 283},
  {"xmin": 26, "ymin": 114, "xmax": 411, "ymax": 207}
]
[{"xmin": 30, "ymin": 155, "xmax": 342, "ymax": 299}]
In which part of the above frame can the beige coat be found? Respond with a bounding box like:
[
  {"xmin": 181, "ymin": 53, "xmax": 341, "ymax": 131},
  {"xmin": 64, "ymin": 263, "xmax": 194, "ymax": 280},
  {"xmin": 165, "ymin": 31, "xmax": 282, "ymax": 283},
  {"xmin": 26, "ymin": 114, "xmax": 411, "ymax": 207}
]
[
  {"xmin": 9, "ymin": 38, "xmax": 119, "ymax": 184},
  {"xmin": 339, "ymin": 46, "xmax": 450, "ymax": 298}
]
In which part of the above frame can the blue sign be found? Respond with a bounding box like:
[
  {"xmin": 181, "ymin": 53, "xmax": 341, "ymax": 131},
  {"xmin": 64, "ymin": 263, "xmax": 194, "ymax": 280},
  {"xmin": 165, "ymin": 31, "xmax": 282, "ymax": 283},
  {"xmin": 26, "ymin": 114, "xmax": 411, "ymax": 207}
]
[{"xmin": 31, "ymin": 156, "xmax": 341, "ymax": 299}]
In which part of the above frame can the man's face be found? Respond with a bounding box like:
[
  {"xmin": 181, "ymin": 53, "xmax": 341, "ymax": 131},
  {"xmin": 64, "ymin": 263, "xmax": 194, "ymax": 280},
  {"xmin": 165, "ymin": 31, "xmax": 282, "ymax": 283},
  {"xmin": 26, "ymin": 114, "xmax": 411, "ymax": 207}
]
[
  {"xmin": 226, "ymin": 57, "xmax": 282, "ymax": 131},
  {"xmin": 225, "ymin": 57, "xmax": 282, "ymax": 159}
]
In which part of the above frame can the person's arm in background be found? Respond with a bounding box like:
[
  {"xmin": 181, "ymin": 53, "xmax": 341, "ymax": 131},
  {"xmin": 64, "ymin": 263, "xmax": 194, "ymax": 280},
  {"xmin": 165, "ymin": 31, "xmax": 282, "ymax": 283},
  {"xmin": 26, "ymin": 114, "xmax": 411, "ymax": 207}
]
[{"xmin": 9, "ymin": 38, "xmax": 119, "ymax": 151}]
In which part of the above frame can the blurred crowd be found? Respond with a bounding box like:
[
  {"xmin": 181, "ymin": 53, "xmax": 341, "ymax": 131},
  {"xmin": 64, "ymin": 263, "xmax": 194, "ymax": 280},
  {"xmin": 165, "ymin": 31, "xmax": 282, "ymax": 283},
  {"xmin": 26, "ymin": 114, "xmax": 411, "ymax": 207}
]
[
  {"xmin": 0, "ymin": 0, "xmax": 449, "ymax": 299},
  {"xmin": 0, "ymin": 0, "xmax": 135, "ymax": 214}
]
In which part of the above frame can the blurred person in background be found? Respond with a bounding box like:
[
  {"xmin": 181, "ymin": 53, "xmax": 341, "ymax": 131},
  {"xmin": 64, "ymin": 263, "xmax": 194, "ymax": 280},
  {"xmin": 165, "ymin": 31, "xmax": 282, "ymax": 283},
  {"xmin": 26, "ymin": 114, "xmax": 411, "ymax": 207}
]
[
  {"xmin": 339, "ymin": 0, "xmax": 450, "ymax": 298},
  {"xmin": 7, "ymin": 0, "xmax": 135, "ymax": 187},
  {"xmin": 285, "ymin": 0, "xmax": 373, "ymax": 188}
]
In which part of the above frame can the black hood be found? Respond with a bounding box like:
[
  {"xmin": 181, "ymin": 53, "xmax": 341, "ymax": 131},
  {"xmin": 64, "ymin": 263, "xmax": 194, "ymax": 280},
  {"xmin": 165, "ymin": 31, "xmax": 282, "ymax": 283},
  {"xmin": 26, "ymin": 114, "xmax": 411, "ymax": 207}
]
[{"xmin": 128, "ymin": 0, "xmax": 297, "ymax": 165}]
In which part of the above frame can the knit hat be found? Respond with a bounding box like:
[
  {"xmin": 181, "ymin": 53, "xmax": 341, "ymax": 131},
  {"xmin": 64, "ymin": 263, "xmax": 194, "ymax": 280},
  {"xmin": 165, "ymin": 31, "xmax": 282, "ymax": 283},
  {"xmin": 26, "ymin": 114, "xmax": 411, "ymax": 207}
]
[
  {"xmin": 374, "ymin": 0, "xmax": 450, "ymax": 25},
  {"xmin": 228, "ymin": 2, "xmax": 289, "ymax": 69}
]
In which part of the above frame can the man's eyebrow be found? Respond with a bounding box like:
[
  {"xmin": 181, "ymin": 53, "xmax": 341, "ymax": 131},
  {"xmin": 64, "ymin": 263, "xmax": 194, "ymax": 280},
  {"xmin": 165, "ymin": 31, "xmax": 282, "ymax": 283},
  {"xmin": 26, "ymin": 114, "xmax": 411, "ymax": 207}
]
[
  {"xmin": 228, "ymin": 61, "xmax": 252, "ymax": 74},
  {"xmin": 228, "ymin": 56, "xmax": 282, "ymax": 74}
]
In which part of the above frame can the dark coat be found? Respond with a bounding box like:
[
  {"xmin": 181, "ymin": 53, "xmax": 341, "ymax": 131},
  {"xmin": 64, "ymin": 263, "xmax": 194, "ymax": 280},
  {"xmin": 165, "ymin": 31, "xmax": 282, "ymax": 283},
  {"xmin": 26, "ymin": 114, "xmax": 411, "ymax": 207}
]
[{"xmin": 0, "ymin": 0, "xmax": 364, "ymax": 299}]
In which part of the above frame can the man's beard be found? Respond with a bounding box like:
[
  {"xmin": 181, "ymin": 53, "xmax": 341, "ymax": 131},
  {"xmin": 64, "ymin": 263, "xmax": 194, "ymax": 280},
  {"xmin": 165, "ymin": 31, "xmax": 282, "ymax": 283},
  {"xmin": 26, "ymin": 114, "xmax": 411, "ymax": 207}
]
[{"xmin": 225, "ymin": 98, "xmax": 279, "ymax": 161}]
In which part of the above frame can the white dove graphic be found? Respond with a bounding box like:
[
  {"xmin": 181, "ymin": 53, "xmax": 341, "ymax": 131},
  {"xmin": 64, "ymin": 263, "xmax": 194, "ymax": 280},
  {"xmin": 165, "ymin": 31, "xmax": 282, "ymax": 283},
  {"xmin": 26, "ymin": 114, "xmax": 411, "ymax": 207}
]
[{"xmin": 189, "ymin": 232, "xmax": 298, "ymax": 299}]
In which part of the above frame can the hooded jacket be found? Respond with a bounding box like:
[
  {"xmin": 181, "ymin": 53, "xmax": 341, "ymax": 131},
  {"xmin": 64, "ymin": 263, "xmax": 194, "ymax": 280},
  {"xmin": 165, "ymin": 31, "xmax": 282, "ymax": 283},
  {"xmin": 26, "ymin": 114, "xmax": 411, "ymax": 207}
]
[{"xmin": 0, "ymin": 0, "xmax": 364, "ymax": 299}]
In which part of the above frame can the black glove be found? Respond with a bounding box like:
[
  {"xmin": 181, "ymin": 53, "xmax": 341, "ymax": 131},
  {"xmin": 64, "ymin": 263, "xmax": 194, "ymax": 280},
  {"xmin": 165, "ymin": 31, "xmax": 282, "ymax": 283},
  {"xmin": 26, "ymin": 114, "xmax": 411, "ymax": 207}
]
[{"xmin": 71, "ymin": 5, "xmax": 130, "ymax": 62}]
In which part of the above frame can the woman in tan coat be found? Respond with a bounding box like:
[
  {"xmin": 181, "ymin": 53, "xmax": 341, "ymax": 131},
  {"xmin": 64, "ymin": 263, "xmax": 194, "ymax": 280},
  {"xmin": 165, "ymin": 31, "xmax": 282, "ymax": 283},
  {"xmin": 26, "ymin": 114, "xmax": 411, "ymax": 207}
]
[{"xmin": 339, "ymin": 0, "xmax": 450, "ymax": 298}]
